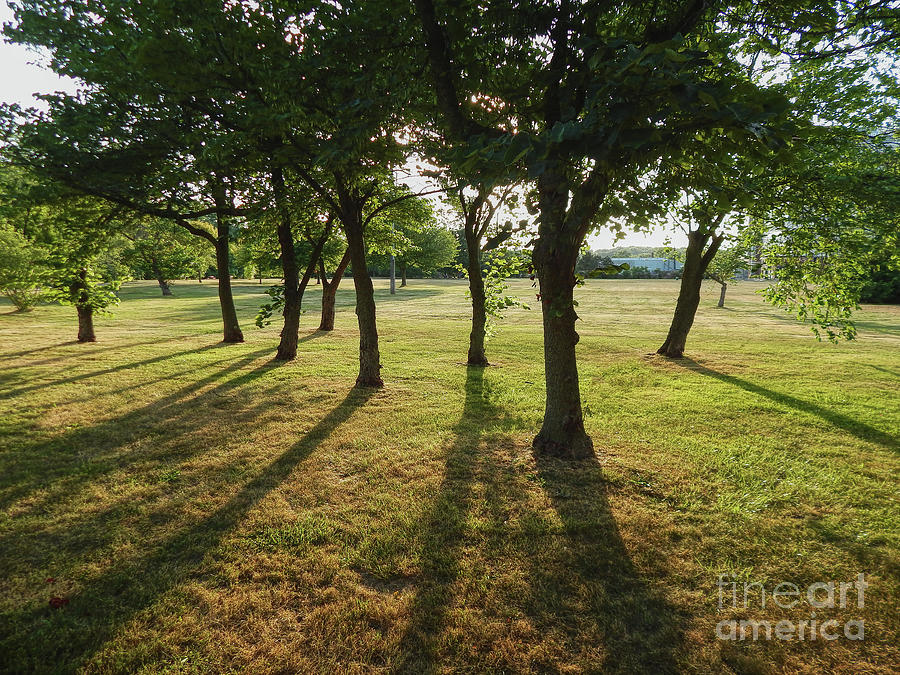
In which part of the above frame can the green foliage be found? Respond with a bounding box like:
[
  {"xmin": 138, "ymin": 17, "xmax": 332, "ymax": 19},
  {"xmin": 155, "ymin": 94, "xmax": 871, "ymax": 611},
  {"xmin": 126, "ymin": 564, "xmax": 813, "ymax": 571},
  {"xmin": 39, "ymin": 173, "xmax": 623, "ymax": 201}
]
[
  {"xmin": 122, "ymin": 219, "xmax": 212, "ymax": 287},
  {"xmin": 706, "ymin": 245, "xmax": 748, "ymax": 286},
  {"xmin": 0, "ymin": 223, "xmax": 46, "ymax": 310},
  {"xmin": 475, "ymin": 249, "xmax": 529, "ymax": 338},
  {"xmin": 255, "ymin": 284, "xmax": 292, "ymax": 329},
  {"xmin": 859, "ymin": 261, "xmax": 900, "ymax": 304}
]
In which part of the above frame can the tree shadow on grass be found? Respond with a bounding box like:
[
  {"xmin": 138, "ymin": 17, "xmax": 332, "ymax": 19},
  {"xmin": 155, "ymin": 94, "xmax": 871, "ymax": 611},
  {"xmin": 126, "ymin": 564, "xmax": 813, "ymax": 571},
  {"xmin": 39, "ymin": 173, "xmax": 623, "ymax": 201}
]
[
  {"xmin": 0, "ymin": 342, "xmax": 238, "ymax": 400},
  {"xmin": 395, "ymin": 369, "xmax": 681, "ymax": 673},
  {"xmin": 0, "ymin": 335, "xmax": 204, "ymax": 371},
  {"xmin": 395, "ymin": 365, "xmax": 507, "ymax": 671},
  {"xmin": 674, "ymin": 358, "xmax": 898, "ymax": 452},
  {"xmin": 530, "ymin": 454, "xmax": 683, "ymax": 673},
  {"xmin": 866, "ymin": 364, "xmax": 900, "ymax": 378},
  {"xmin": 0, "ymin": 346, "xmax": 276, "ymax": 514},
  {"xmin": 0, "ymin": 387, "xmax": 375, "ymax": 673}
]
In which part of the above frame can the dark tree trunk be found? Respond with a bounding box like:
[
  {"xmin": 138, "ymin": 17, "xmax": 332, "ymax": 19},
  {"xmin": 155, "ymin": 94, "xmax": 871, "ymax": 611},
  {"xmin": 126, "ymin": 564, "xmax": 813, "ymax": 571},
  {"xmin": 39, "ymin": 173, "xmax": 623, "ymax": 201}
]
[
  {"xmin": 152, "ymin": 260, "xmax": 172, "ymax": 296},
  {"xmin": 465, "ymin": 233, "xmax": 488, "ymax": 366},
  {"xmin": 343, "ymin": 211, "xmax": 383, "ymax": 387},
  {"xmin": 400, "ymin": 265, "xmax": 407, "ymax": 287},
  {"xmin": 214, "ymin": 220, "xmax": 243, "ymax": 343},
  {"xmin": 76, "ymin": 304, "xmax": 95, "ymax": 342},
  {"xmin": 319, "ymin": 248, "xmax": 350, "ymax": 332},
  {"xmin": 272, "ymin": 166, "xmax": 301, "ymax": 361},
  {"xmin": 531, "ymin": 173, "xmax": 593, "ymax": 460},
  {"xmin": 72, "ymin": 268, "xmax": 96, "ymax": 343},
  {"xmin": 198, "ymin": 273, "xmax": 202, "ymax": 283},
  {"xmin": 657, "ymin": 229, "xmax": 722, "ymax": 358},
  {"xmin": 717, "ymin": 282, "xmax": 727, "ymax": 308}
]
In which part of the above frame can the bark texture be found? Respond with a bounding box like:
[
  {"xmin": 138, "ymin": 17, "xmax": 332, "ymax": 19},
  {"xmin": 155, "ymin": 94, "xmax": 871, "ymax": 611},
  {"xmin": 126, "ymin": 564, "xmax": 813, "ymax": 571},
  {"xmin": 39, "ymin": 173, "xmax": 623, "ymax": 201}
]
[
  {"xmin": 72, "ymin": 268, "xmax": 96, "ymax": 342},
  {"xmin": 717, "ymin": 282, "xmax": 727, "ymax": 308},
  {"xmin": 342, "ymin": 207, "xmax": 382, "ymax": 387},
  {"xmin": 212, "ymin": 211, "xmax": 243, "ymax": 343},
  {"xmin": 319, "ymin": 248, "xmax": 350, "ymax": 331},
  {"xmin": 657, "ymin": 229, "xmax": 723, "ymax": 358},
  {"xmin": 76, "ymin": 304, "xmax": 95, "ymax": 342},
  {"xmin": 272, "ymin": 166, "xmax": 301, "ymax": 361},
  {"xmin": 464, "ymin": 233, "xmax": 488, "ymax": 366},
  {"xmin": 531, "ymin": 171, "xmax": 594, "ymax": 459}
]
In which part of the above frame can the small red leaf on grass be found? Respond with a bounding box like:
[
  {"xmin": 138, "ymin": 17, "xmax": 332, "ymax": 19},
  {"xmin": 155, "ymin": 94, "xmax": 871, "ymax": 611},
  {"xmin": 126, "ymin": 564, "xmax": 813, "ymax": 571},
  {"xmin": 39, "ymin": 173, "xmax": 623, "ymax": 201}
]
[
  {"xmin": 49, "ymin": 597, "xmax": 69, "ymax": 609},
  {"xmin": 45, "ymin": 577, "xmax": 55, "ymax": 584}
]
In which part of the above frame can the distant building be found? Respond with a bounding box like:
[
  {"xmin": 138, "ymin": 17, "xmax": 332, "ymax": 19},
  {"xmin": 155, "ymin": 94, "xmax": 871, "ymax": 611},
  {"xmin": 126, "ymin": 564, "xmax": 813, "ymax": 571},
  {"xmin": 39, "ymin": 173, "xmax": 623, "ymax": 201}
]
[{"xmin": 610, "ymin": 257, "xmax": 682, "ymax": 272}]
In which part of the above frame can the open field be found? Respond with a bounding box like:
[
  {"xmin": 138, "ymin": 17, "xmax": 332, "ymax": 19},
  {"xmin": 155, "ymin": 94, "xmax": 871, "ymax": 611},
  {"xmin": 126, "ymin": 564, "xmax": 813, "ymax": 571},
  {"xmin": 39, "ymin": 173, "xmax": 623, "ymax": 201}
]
[{"xmin": 1, "ymin": 278, "xmax": 898, "ymax": 674}]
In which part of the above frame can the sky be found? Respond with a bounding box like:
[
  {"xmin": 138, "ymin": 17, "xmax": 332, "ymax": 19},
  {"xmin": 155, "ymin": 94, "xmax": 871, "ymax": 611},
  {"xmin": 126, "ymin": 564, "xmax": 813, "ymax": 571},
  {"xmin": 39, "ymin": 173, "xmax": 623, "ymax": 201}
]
[
  {"xmin": 0, "ymin": 3, "xmax": 78, "ymax": 110},
  {"xmin": 0, "ymin": 1, "xmax": 682, "ymax": 250}
]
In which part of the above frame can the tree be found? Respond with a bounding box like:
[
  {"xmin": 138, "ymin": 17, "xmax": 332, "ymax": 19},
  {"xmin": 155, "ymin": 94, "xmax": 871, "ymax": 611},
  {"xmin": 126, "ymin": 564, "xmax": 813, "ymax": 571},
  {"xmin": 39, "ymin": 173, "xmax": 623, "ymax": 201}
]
[
  {"xmin": 706, "ymin": 244, "xmax": 748, "ymax": 308},
  {"xmin": 756, "ymin": 131, "xmax": 900, "ymax": 340},
  {"xmin": 122, "ymin": 219, "xmax": 211, "ymax": 296},
  {"xmin": 413, "ymin": 0, "xmax": 798, "ymax": 457},
  {"xmin": 443, "ymin": 182, "xmax": 520, "ymax": 365},
  {"xmin": 0, "ymin": 223, "xmax": 45, "ymax": 311}
]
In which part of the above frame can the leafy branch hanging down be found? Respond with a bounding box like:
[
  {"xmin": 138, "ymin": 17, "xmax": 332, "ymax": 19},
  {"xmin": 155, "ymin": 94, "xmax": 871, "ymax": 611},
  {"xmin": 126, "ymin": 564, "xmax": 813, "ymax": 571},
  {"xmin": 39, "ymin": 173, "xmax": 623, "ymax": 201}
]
[{"xmin": 462, "ymin": 249, "xmax": 530, "ymax": 340}]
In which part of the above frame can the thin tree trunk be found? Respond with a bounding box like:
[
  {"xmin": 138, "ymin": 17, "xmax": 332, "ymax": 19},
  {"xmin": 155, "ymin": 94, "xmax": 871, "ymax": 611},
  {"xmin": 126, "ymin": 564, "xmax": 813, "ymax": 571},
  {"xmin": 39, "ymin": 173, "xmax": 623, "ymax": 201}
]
[
  {"xmin": 319, "ymin": 248, "xmax": 350, "ymax": 331},
  {"xmin": 657, "ymin": 229, "xmax": 722, "ymax": 358},
  {"xmin": 717, "ymin": 282, "xmax": 727, "ymax": 308},
  {"xmin": 531, "ymin": 174, "xmax": 593, "ymax": 459},
  {"xmin": 465, "ymin": 233, "xmax": 488, "ymax": 366},
  {"xmin": 400, "ymin": 265, "xmax": 407, "ymax": 287},
  {"xmin": 343, "ymin": 211, "xmax": 383, "ymax": 387},
  {"xmin": 214, "ymin": 219, "xmax": 243, "ymax": 344},
  {"xmin": 272, "ymin": 166, "xmax": 301, "ymax": 361}
]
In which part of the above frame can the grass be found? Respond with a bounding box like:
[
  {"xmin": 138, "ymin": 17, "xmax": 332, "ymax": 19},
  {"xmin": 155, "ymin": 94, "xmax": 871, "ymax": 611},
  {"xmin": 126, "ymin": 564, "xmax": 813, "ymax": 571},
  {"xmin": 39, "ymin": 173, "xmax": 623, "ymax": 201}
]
[{"xmin": 0, "ymin": 277, "xmax": 897, "ymax": 674}]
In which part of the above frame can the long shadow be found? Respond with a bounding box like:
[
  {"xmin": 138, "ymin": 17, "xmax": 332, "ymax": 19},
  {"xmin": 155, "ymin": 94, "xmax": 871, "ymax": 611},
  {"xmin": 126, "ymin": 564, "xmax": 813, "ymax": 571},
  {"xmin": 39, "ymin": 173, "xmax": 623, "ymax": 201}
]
[
  {"xmin": 0, "ymin": 388, "xmax": 375, "ymax": 673},
  {"xmin": 867, "ymin": 364, "xmax": 900, "ymax": 378},
  {"xmin": 0, "ymin": 340, "xmax": 80, "ymax": 359},
  {"xmin": 0, "ymin": 347, "xmax": 276, "ymax": 513},
  {"xmin": 675, "ymin": 358, "xmax": 898, "ymax": 451},
  {"xmin": 0, "ymin": 342, "xmax": 237, "ymax": 399},
  {"xmin": 396, "ymin": 370, "xmax": 681, "ymax": 672},
  {"xmin": 395, "ymin": 366, "xmax": 495, "ymax": 671},
  {"xmin": 0, "ymin": 335, "xmax": 202, "ymax": 368},
  {"xmin": 0, "ymin": 350, "xmax": 286, "ymax": 568},
  {"xmin": 532, "ymin": 454, "xmax": 683, "ymax": 673}
]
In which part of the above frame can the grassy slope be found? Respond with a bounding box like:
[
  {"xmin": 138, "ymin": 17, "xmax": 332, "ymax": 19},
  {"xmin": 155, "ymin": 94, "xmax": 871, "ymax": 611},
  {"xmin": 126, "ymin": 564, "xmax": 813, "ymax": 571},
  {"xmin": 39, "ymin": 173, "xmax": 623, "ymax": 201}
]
[{"xmin": 0, "ymin": 278, "xmax": 897, "ymax": 674}]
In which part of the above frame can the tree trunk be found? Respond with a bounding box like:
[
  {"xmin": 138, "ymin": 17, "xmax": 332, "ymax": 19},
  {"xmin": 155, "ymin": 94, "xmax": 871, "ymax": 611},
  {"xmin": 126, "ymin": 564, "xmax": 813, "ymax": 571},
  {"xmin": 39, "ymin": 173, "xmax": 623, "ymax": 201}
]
[
  {"xmin": 152, "ymin": 260, "xmax": 172, "ymax": 296},
  {"xmin": 319, "ymin": 248, "xmax": 350, "ymax": 331},
  {"xmin": 214, "ymin": 220, "xmax": 243, "ymax": 343},
  {"xmin": 657, "ymin": 230, "xmax": 722, "ymax": 358},
  {"xmin": 76, "ymin": 304, "xmax": 95, "ymax": 342},
  {"xmin": 532, "ymin": 256, "xmax": 593, "ymax": 459},
  {"xmin": 343, "ymin": 212, "xmax": 383, "ymax": 387},
  {"xmin": 718, "ymin": 282, "xmax": 727, "ymax": 308},
  {"xmin": 465, "ymin": 233, "xmax": 488, "ymax": 366},
  {"xmin": 531, "ymin": 173, "xmax": 593, "ymax": 459},
  {"xmin": 400, "ymin": 265, "xmax": 407, "ymax": 287},
  {"xmin": 272, "ymin": 166, "xmax": 301, "ymax": 361},
  {"xmin": 71, "ymin": 268, "xmax": 96, "ymax": 343},
  {"xmin": 198, "ymin": 273, "xmax": 202, "ymax": 283}
]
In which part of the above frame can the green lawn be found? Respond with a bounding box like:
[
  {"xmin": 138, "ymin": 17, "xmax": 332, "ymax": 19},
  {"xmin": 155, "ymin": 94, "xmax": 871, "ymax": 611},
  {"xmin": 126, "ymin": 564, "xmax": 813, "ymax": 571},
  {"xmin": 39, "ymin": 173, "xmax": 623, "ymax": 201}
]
[{"xmin": 1, "ymin": 278, "xmax": 897, "ymax": 674}]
